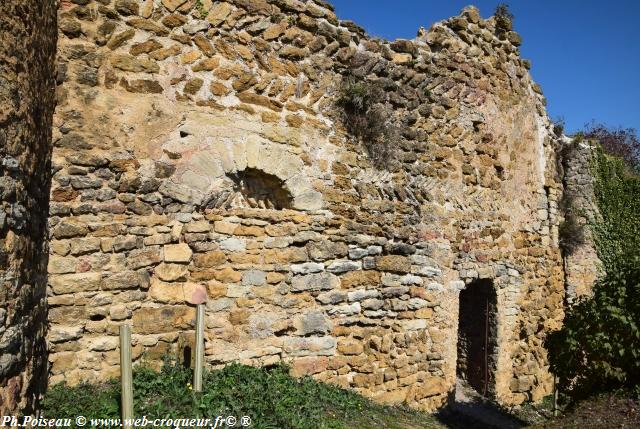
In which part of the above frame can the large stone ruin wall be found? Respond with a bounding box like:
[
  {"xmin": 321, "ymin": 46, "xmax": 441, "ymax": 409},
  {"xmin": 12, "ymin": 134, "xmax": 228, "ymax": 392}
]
[
  {"xmin": 49, "ymin": 0, "xmax": 565, "ymax": 410},
  {"xmin": 0, "ymin": 1, "xmax": 58, "ymax": 414},
  {"xmin": 560, "ymin": 137, "xmax": 602, "ymax": 303}
]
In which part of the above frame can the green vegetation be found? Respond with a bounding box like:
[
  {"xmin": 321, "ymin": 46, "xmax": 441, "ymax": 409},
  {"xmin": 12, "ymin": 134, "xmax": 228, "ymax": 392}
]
[
  {"xmin": 195, "ymin": 0, "xmax": 208, "ymax": 19},
  {"xmin": 548, "ymin": 141, "xmax": 640, "ymax": 401},
  {"xmin": 590, "ymin": 146, "xmax": 640, "ymax": 268},
  {"xmin": 494, "ymin": 4, "xmax": 514, "ymax": 32},
  {"xmin": 41, "ymin": 360, "xmax": 449, "ymax": 429},
  {"xmin": 336, "ymin": 76, "xmax": 397, "ymax": 169},
  {"xmin": 552, "ymin": 117, "xmax": 566, "ymax": 137}
]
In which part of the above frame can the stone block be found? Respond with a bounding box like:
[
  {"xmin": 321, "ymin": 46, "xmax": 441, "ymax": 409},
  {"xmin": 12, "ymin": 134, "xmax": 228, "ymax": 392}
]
[
  {"xmin": 89, "ymin": 337, "xmax": 118, "ymax": 352},
  {"xmin": 327, "ymin": 260, "xmax": 361, "ymax": 274},
  {"xmin": 282, "ymin": 336, "xmax": 336, "ymax": 357},
  {"xmin": 49, "ymin": 272, "xmax": 102, "ymax": 294},
  {"xmin": 164, "ymin": 243, "xmax": 193, "ymax": 263},
  {"xmin": 155, "ymin": 263, "xmax": 189, "ymax": 282},
  {"xmin": 291, "ymin": 262, "xmax": 324, "ymax": 274},
  {"xmin": 290, "ymin": 356, "xmax": 329, "ymax": 377},
  {"xmin": 103, "ymin": 271, "xmax": 140, "ymax": 290},
  {"xmin": 149, "ymin": 278, "xmax": 184, "ymax": 303},
  {"xmin": 219, "ymin": 237, "xmax": 246, "ymax": 251},
  {"xmin": 375, "ymin": 255, "xmax": 412, "ymax": 273},
  {"xmin": 48, "ymin": 256, "xmax": 77, "ymax": 274},
  {"xmin": 291, "ymin": 273, "xmax": 339, "ymax": 292},
  {"xmin": 242, "ymin": 270, "xmax": 266, "ymax": 286},
  {"xmin": 337, "ymin": 339, "xmax": 364, "ymax": 356},
  {"xmin": 49, "ymin": 326, "xmax": 84, "ymax": 343},
  {"xmin": 132, "ymin": 306, "xmax": 195, "ymax": 334},
  {"xmin": 214, "ymin": 267, "xmax": 242, "ymax": 283},
  {"xmin": 294, "ymin": 311, "xmax": 332, "ymax": 336}
]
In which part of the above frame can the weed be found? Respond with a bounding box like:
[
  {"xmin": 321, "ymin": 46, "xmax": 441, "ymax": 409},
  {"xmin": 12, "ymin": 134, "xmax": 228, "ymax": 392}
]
[
  {"xmin": 336, "ymin": 76, "xmax": 398, "ymax": 169},
  {"xmin": 495, "ymin": 3, "xmax": 514, "ymax": 32},
  {"xmin": 552, "ymin": 116, "xmax": 565, "ymax": 137},
  {"xmin": 195, "ymin": 0, "xmax": 208, "ymax": 19}
]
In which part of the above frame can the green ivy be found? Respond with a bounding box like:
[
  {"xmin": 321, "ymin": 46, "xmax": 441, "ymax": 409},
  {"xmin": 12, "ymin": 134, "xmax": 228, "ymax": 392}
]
[
  {"xmin": 591, "ymin": 146, "xmax": 640, "ymax": 269},
  {"xmin": 547, "ymin": 144, "xmax": 640, "ymax": 401}
]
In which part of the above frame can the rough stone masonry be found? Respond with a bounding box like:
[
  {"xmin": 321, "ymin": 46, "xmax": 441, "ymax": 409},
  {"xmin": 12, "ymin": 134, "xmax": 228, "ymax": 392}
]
[
  {"xmin": 0, "ymin": 1, "xmax": 58, "ymax": 414},
  {"xmin": 45, "ymin": 0, "xmax": 598, "ymax": 411}
]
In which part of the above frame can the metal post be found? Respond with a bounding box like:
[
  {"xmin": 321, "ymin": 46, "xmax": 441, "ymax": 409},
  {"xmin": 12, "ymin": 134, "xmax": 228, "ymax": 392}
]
[
  {"xmin": 194, "ymin": 304, "xmax": 205, "ymax": 392},
  {"xmin": 120, "ymin": 324, "xmax": 133, "ymax": 429}
]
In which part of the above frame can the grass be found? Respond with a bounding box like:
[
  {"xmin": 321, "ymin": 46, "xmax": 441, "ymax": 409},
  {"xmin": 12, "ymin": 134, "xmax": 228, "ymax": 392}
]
[{"xmin": 41, "ymin": 360, "xmax": 451, "ymax": 429}]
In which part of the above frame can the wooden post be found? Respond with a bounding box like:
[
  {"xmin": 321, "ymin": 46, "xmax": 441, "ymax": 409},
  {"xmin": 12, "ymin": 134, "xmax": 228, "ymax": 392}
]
[
  {"xmin": 194, "ymin": 304, "xmax": 205, "ymax": 392},
  {"xmin": 553, "ymin": 374, "xmax": 559, "ymax": 417},
  {"xmin": 120, "ymin": 324, "xmax": 133, "ymax": 428}
]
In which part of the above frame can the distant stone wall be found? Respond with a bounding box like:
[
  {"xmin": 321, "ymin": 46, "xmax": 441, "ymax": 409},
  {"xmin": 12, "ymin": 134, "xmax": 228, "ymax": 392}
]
[
  {"xmin": 49, "ymin": 0, "xmax": 564, "ymax": 410},
  {"xmin": 0, "ymin": 1, "xmax": 58, "ymax": 414},
  {"xmin": 561, "ymin": 138, "xmax": 602, "ymax": 303}
]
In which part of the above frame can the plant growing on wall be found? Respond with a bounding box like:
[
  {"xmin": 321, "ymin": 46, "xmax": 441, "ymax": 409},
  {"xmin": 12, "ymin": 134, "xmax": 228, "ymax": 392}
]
[
  {"xmin": 547, "ymin": 144, "xmax": 640, "ymax": 401},
  {"xmin": 336, "ymin": 76, "xmax": 398, "ymax": 169},
  {"xmin": 195, "ymin": 0, "xmax": 208, "ymax": 18},
  {"xmin": 495, "ymin": 3, "xmax": 514, "ymax": 32},
  {"xmin": 557, "ymin": 140, "xmax": 587, "ymax": 256}
]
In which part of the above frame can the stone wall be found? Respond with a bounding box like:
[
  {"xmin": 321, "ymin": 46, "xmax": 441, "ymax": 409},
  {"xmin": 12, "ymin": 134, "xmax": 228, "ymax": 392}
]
[
  {"xmin": 560, "ymin": 137, "xmax": 601, "ymax": 303},
  {"xmin": 0, "ymin": 1, "xmax": 58, "ymax": 414},
  {"xmin": 49, "ymin": 0, "xmax": 565, "ymax": 410}
]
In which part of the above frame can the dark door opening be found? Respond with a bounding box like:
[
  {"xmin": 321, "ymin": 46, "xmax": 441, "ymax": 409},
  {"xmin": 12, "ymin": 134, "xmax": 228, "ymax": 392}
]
[{"xmin": 457, "ymin": 279, "xmax": 497, "ymax": 397}]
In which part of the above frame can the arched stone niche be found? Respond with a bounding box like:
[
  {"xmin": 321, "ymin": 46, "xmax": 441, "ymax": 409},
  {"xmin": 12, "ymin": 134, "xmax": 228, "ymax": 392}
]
[
  {"xmin": 203, "ymin": 168, "xmax": 294, "ymax": 210},
  {"xmin": 157, "ymin": 114, "xmax": 323, "ymax": 211}
]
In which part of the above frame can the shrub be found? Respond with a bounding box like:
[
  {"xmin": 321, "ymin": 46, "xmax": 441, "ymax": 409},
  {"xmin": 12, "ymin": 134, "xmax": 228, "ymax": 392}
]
[
  {"xmin": 495, "ymin": 3, "xmax": 514, "ymax": 32},
  {"xmin": 336, "ymin": 76, "xmax": 397, "ymax": 169},
  {"xmin": 583, "ymin": 122, "xmax": 640, "ymax": 173},
  {"xmin": 547, "ymin": 261, "xmax": 640, "ymax": 400}
]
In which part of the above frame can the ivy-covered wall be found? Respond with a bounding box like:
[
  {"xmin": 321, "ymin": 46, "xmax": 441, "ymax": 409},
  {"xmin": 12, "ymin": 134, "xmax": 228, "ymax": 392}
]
[{"xmin": 548, "ymin": 143, "xmax": 640, "ymax": 398}]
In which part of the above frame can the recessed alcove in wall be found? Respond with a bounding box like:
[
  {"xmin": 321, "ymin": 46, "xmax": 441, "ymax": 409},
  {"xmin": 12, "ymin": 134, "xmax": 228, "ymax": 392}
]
[
  {"xmin": 201, "ymin": 168, "xmax": 293, "ymax": 210},
  {"xmin": 158, "ymin": 115, "xmax": 324, "ymax": 211}
]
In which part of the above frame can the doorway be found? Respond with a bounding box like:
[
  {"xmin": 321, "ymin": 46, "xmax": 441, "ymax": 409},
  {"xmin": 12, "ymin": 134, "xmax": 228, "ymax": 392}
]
[{"xmin": 457, "ymin": 279, "xmax": 497, "ymax": 397}]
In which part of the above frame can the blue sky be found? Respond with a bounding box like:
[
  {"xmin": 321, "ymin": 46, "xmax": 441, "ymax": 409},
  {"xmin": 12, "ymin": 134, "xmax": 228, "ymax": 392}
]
[{"xmin": 330, "ymin": 1, "xmax": 640, "ymax": 134}]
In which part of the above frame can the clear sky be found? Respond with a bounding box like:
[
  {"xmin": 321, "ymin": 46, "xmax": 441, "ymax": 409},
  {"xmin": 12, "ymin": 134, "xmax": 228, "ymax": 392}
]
[{"xmin": 330, "ymin": 1, "xmax": 640, "ymax": 134}]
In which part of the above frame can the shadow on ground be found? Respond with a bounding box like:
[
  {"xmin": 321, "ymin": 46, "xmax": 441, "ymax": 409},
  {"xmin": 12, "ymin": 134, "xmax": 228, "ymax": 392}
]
[{"xmin": 435, "ymin": 401, "xmax": 529, "ymax": 429}]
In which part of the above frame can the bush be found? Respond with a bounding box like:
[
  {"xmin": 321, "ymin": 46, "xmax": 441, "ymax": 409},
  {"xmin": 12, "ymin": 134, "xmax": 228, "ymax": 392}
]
[
  {"xmin": 547, "ymin": 261, "xmax": 640, "ymax": 400},
  {"xmin": 336, "ymin": 76, "xmax": 397, "ymax": 169}
]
